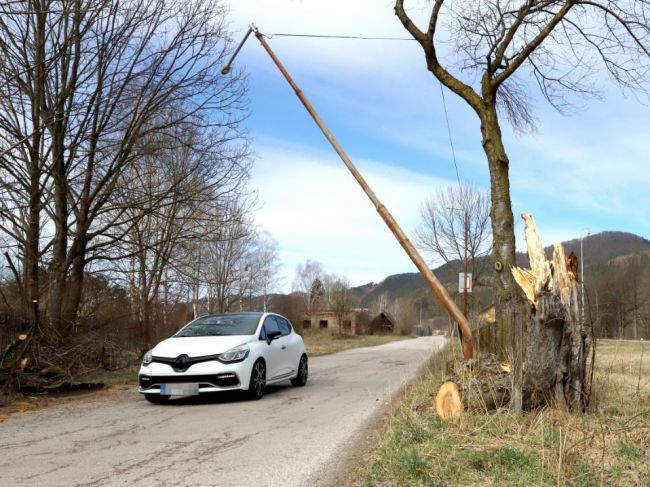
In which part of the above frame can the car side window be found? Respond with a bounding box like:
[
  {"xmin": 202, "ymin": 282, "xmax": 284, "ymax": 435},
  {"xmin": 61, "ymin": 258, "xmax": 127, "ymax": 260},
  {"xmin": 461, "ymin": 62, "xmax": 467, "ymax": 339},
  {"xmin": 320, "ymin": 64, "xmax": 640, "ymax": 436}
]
[
  {"xmin": 260, "ymin": 316, "xmax": 280, "ymax": 340},
  {"xmin": 276, "ymin": 317, "xmax": 292, "ymax": 336}
]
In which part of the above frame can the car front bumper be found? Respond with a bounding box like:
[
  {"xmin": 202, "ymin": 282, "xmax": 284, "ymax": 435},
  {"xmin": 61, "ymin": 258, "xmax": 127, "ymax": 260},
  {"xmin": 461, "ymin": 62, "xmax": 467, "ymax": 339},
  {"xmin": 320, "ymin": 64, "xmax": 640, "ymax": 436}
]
[{"xmin": 138, "ymin": 359, "xmax": 254, "ymax": 395}]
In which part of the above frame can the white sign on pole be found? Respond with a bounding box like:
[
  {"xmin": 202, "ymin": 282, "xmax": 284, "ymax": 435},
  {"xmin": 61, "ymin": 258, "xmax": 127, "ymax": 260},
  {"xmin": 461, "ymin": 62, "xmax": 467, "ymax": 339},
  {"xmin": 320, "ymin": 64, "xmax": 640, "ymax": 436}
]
[{"xmin": 458, "ymin": 272, "xmax": 473, "ymax": 293}]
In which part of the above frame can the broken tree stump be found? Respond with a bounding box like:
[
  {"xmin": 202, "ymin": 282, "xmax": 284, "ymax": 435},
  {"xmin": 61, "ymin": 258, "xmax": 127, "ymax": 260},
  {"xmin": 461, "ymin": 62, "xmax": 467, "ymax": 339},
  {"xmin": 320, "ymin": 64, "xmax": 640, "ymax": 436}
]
[
  {"xmin": 512, "ymin": 213, "xmax": 591, "ymax": 411},
  {"xmin": 433, "ymin": 213, "xmax": 592, "ymax": 418}
]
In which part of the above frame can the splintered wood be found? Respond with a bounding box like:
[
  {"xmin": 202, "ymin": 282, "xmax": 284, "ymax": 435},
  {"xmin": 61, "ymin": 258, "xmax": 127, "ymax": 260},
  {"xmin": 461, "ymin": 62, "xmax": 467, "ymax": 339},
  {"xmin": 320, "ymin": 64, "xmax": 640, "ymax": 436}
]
[{"xmin": 511, "ymin": 213, "xmax": 580, "ymax": 322}]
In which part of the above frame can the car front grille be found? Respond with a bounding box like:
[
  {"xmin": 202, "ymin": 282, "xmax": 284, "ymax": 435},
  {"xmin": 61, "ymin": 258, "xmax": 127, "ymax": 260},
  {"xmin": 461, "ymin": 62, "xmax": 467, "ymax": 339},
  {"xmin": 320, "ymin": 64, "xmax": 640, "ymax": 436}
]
[{"xmin": 139, "ymin": 373, "xmax": 240, "ymax": 389}]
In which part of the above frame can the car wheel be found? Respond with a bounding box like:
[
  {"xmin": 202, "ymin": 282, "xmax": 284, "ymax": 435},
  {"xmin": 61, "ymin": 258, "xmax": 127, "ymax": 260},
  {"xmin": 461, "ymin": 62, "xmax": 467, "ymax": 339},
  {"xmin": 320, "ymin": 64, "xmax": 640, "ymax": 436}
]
[
  {"xmin": 144, "ymin": 394, "xmax": 170, "ymax": 404},
  {"xmin": 247, "ymin": 359, "xmax": 266, "ymax": 400},
  {"xmin": 291, "ymin": 354, "xmax": 308, "ymax": 387}
]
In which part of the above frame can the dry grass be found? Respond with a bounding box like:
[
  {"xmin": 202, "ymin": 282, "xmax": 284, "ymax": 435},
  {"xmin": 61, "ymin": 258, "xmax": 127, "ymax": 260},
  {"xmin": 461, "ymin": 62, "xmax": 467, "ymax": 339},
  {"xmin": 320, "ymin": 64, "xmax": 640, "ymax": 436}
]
[
  {"xmin": 356, "ymin": 339, "xmax": 650, "ymax": 487},
  {"xmin": 302, "ymin": 331, "xmax": 410, "ymax": 357}
]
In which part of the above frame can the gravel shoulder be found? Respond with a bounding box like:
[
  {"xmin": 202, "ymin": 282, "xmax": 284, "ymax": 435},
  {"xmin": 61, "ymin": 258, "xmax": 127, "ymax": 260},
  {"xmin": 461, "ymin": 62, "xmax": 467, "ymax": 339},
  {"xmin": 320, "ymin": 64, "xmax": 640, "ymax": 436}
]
[{"xmin": 0, "ymin": 336, "xmax": 446, "ymax": 487}]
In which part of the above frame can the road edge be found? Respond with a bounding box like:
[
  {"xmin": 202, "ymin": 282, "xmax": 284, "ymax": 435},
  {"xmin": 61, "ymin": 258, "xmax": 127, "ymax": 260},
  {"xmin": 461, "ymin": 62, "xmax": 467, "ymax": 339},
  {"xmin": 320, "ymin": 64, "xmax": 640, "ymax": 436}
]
[{"xmin": 308, "ymin": 337, "xmax": 448, "ymax": 487}]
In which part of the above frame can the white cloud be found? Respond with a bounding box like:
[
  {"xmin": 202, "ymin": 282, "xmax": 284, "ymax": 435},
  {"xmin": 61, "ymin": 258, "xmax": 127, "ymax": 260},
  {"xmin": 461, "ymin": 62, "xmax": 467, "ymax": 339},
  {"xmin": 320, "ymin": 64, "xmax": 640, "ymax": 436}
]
[
  {"xmin": 251, "ymin": 138, "xmax": 454, "ymax": 289},
  {"xmin": 507, "ymin": 102, "xmax": 650, "ymax": 224}
]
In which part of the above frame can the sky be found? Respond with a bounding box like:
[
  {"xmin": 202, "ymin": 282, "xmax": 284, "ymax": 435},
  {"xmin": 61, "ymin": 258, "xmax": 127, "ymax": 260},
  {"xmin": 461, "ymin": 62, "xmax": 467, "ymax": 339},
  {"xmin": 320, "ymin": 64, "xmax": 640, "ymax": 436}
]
[{"xmin": 226, "ymin": 0, "xmax": 650, "ymax": 292}]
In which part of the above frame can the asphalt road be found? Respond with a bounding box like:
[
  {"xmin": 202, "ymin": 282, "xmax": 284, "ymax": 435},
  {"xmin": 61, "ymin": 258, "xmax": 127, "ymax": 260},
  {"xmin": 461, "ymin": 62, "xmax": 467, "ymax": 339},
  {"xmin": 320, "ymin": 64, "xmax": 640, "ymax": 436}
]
[{"xmin": 0, "ymin": 336, "xmax": 446, "ymax": 487}]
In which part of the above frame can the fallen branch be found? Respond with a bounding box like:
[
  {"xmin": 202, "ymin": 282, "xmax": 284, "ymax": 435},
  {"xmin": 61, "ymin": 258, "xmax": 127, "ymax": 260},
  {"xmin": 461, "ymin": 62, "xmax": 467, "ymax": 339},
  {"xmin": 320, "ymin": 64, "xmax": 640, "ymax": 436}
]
[{"xmin": 0, "ymin": 333, "xmax": 29, "ymax": 367}]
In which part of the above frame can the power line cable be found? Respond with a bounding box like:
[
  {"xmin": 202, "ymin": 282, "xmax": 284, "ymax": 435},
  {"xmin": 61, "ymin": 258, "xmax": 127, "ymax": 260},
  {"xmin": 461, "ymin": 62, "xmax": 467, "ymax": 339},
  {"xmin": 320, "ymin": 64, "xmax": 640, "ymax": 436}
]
[
  {"xmin": 438, "ymin": 82, "xmax": 462, "ymax": 188},
  {"xmin": 267, "ymin": 33, "xmax": 416, "ymax": 41}
]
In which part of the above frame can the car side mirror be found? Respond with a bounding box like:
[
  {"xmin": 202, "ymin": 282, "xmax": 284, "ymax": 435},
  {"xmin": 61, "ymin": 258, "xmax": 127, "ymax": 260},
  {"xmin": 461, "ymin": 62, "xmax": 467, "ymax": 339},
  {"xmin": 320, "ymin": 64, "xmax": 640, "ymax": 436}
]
[{"xmin": 266, "ymin": 330, "xmax": 282, "ymax": 345}]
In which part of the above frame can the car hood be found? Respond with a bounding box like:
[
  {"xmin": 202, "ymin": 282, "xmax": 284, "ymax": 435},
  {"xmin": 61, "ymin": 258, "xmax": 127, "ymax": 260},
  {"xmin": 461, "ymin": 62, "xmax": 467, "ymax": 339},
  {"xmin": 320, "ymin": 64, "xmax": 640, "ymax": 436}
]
[{"xmin": 152, "ymin": 335, "xmax": 255, "ymax": 358}]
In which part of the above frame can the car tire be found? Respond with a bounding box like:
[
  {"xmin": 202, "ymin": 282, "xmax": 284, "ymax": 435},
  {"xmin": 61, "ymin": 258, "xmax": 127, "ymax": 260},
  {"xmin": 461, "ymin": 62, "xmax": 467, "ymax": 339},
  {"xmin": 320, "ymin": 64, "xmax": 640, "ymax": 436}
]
[
  {"xmin": 144, "ymin": 394, "xmax": 170, "ymax": 404},
  {"xmin": 247, "ymin": 359, "xmax": 266, "ymax": 400},
  {"xmin": 291, "ymin": 354, "xmax": 308, "ymax": 387}
]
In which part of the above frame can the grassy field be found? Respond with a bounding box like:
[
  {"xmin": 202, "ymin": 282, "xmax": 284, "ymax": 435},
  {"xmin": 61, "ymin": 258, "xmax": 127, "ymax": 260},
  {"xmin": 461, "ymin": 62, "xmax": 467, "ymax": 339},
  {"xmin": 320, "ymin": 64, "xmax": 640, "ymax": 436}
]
[
  {"xmin": 302, "ymin": 332, "xmax": 409, "ymax": 357},
  {"xmin": 356, "ymin": 339, "xmax": 650, "ymax": 487}
]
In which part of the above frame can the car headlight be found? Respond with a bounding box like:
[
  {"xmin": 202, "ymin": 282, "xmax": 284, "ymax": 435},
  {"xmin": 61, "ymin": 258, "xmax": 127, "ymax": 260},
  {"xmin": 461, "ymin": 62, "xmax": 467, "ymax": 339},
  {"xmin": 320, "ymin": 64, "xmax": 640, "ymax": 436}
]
[
  {"xmin": 217, "ymin": 344, "xmax": 249, "ymax": 363},
  {"xmin": 142, "ymin": 350, "xmax": 153, "ymax": 366}
]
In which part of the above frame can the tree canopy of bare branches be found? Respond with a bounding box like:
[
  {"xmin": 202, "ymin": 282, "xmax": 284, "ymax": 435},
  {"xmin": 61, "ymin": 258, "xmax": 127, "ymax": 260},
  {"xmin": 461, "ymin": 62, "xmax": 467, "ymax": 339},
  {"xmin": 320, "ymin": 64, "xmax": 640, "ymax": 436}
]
[
  {"xmin": 0, "ymin": 0, "xmax": 251, "ymax": 352},
  {"xmin": 293, "ymin": 259, "xmax": 326, "ymax": 314},
  {"xmin": 395, "ymin": 0, "xmax": 650, "ymax": 325},
  {"xmin": 416, "ymin": 183, "xmax": 491, "ymax": 272}
]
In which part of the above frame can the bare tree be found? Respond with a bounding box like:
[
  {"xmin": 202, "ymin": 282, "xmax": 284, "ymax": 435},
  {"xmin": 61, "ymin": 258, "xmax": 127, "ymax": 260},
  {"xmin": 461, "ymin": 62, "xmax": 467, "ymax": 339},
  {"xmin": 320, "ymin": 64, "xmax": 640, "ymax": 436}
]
[
  {"xmin": 416, "ymin": 184, "xmax": 491, "ymax": 286},
  {"xmin": 396, "ymin": 0, "xmax": 650, "ymax": 411},
  {"xmin": 111, "ymin": 120, "xmax": 251, "ymax": 343},
  {"xmin": 293, "ymin": 259, "xmax": 326, "ymax": 314},
  {"xmin": 0, "ymin": 0, "xmax": 248, "ymax": 337},
  {"xmin": 200, "ymin": 198, "xmax": 256, "ymax": 315},
  {"xmin": 326, "ymin": 275, "xmax": 356, "ymax": 334},
  {"xmin": 369, "ymin": 292, "xmax": 392, "ymax": 317},
  {"xmin": 249, "ymin": 230, "xmax": 281, "ymax": 312},
  {"xmin": 395, "ymin": 0, "xmax": 650, "ymax": 316}
]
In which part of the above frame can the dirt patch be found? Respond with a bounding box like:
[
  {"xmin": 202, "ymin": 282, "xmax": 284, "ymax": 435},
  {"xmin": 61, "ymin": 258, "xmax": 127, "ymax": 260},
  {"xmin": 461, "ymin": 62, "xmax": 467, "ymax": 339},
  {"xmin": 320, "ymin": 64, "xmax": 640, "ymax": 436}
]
[{"xmin": 0, "ymin": 384, "xmax": 133, "ymax": 423}]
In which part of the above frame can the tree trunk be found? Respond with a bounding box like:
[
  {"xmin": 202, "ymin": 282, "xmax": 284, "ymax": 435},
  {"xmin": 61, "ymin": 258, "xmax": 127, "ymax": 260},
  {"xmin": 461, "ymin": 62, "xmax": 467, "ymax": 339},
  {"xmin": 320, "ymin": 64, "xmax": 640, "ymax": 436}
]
[
  {"xmin": 129, "ymin": 254, "xmax": 139, "ymax": 322},
  {"xmin": 437, "ymin": 354, "xmax": 511, "ymax": 415},
  {"xmin": 64, "ymin": 239, "xmax": 87, "ymax": 331},
  {"xmin": 26, "ymin": 1, "xmax": 47, "ymax": 337},
  {"xmin": 479, "ymin": 103, "xmax": 525, "ymax": 409},
  {"xmin": 138, "ymin": 252, "xmax": 151, "ymax": 345},
  {"xmin": 48, "ymin": 134, "xmax": 69, "ymax": 334},
  {"xmin": 479, "ymin": 104, "xmax": 518, "ymax": 308}
]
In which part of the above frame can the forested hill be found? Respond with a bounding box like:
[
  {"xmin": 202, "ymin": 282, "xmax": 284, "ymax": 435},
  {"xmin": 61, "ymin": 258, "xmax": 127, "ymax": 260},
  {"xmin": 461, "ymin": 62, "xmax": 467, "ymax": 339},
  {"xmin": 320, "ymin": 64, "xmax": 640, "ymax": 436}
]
[{"xmin": 354, "ymin": 231, "xmax": 650, "ymax": 306}]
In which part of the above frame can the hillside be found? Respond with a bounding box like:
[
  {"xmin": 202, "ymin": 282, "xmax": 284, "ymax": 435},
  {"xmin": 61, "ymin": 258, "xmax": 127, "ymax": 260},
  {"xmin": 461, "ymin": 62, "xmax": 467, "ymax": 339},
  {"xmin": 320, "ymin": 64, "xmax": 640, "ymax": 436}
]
[{"xmin": 353, "ymin": 231, "xmax": 650, "ymax": 310}]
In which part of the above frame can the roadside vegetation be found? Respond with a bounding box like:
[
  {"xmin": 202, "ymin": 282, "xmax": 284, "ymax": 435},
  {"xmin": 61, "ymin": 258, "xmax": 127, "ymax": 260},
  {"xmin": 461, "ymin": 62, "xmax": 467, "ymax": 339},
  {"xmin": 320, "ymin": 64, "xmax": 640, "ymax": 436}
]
[{"xmin": 357, "ymin": 339, "xmax": 649, "ymax": 487}]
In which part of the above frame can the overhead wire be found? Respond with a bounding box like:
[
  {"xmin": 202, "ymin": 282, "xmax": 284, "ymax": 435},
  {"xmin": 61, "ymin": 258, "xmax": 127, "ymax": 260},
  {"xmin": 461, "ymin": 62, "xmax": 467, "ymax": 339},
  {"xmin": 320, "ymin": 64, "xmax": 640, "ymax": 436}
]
[
  {"xmin": 266, "ymin": 33, "xmax": 416, "ymax": 41},
  {"xmin": 438, "ymin": 82, "xmax": 462, "ymax": 188},
  {"xmin": 264, "ymin": 30, "xmax": 462, "ymax": 185}
]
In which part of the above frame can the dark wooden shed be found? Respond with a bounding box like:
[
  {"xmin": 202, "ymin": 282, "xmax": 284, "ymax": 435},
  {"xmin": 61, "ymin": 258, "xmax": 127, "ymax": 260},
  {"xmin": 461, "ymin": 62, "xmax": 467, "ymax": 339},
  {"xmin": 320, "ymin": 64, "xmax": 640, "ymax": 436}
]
[{"xmin": 368, "ymin": 311, "xmax": 395, "ymax": 335}]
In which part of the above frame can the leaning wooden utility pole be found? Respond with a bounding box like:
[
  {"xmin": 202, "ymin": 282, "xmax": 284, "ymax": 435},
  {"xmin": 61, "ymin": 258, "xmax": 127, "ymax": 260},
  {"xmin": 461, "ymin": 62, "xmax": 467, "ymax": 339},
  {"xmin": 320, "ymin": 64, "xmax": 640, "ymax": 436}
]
[
  {"xmin": 248, "ymin": 27, "xmax": 473, "ymax": 358},
  {"xmin": 463, "ymin": 211, "xmax": 469, "ymax": 318}
]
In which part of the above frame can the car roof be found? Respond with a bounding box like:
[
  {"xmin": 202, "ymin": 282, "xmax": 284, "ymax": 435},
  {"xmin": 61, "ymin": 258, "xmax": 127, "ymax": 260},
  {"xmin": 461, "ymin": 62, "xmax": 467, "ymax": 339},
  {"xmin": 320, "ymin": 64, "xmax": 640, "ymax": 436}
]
[{"xmin": 197, "ymin": 312, "xmax": 264, "ymax": 318}]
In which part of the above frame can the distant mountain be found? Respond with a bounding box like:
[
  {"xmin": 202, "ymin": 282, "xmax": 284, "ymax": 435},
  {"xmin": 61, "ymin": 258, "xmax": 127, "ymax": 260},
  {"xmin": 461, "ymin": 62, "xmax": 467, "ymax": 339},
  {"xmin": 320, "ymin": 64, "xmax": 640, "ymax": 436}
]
[
  {"xmin": 353, "ymin": 231, "xmax": 650, "ymax": 310},
  {"xmin": 555, "ymin": 231, "xmax": 650, "ymax": 267}
]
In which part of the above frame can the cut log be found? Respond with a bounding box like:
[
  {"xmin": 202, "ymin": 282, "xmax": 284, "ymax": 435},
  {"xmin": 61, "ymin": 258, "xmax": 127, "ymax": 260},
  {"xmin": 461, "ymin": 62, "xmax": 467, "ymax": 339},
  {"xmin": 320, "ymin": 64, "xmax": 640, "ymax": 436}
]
[
  {"xmin": 434, "ymin": 354, "xmax": 511, "ymax": 418},
  {"xmin": 435, "ymin": 381, "xmax": 462, "ymax": 419}
]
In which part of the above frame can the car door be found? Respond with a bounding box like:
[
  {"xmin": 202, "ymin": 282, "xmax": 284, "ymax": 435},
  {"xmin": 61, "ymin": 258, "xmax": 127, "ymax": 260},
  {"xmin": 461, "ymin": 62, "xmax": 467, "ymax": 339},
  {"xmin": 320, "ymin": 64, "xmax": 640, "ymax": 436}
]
[
  {"xmin": 261, "ymin": 316, "xmax": 283, "ymax": 381},
  {"xmin": 275, "ymin": 316, "xmax": 300, "ymax": 377}
]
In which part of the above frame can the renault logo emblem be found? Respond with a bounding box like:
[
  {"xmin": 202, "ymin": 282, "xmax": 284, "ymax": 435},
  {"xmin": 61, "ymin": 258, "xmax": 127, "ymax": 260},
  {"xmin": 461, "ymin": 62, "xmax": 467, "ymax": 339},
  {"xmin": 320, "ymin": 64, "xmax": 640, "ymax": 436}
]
[{"xmin": 175, "ymin": 354, "xmax": 189, "ymax": 370}]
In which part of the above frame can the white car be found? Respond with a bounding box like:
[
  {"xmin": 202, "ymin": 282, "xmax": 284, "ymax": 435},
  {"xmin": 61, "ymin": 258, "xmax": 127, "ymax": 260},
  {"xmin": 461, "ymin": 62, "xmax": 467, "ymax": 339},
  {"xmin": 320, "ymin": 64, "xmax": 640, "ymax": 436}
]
[{"xmin": 138, "ymin": 312, "xmax": 308, "ymax": 403}]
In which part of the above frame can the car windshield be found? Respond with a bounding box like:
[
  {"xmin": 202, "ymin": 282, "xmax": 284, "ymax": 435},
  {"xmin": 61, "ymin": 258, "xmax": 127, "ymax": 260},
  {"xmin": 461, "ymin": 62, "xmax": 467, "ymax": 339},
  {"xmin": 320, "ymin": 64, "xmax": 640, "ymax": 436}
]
[{"xmin": 174, "ymin": 314, "xmax": 261, "ymax": 337}]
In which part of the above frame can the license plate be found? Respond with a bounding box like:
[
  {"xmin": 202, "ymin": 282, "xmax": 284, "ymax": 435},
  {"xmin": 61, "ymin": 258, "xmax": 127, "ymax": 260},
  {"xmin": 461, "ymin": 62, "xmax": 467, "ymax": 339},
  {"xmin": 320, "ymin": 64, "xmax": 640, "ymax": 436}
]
[{"xmin": 160, "ymin": 383, "xmax": 199, "ymax": 396}]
